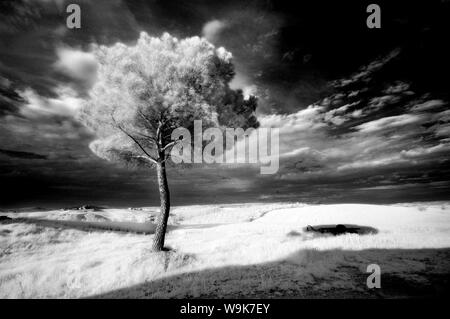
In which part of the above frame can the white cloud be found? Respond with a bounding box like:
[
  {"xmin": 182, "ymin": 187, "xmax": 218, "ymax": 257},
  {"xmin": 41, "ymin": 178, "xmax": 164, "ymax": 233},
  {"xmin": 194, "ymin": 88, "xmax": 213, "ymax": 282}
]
[
  {"xmin": 202, "ymin": 20, "xmax": 226, "ymax": 42},
  {"xmin": 383, "ymin": 81, "xmax": 410, "ymax": 94},
  {"xmin": 336, "ymin": 155, "xmax": 408, "ymax": 171},
  {"xmin": 411, "ymin": 99, "xmax": 445, "ymax": 112},
  {"xmin": 435, "ymin": 124, "xmax": 450, "ymax": 138},
  {"xmin": 351, "ymin": 109, "xmax": 363, "ymax": 118},
  {"xmin": 256, "ymin": 95, "xmax": 449, "ymax": 178},
  {"xmin": 54, "ymin": 47, "xmax": 98, "ymax": 82},
  {"xmin": 401, "ymin": 144, "xmax": 450, "ymax": 158},
  {"xmin": 19, "ymin": 86, "xmax": 83, "ymax": 117},
  {"xmin": 356, "ymin": 114, "xmax": 425, "ymax": 133},
  {"xmin": 368, "ymin": 95, "xmax": 401, "ymax": 110},
  {"xmin": 281, "ymin": 147, "xmax": 313, "ymax": 158}
]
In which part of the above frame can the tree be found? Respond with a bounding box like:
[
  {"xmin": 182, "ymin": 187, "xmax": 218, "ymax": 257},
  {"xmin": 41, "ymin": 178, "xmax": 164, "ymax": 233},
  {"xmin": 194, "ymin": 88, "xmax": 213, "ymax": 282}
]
[{"xmin": 78, "ymin": 32, "xmax": 259, "ymax": 251}]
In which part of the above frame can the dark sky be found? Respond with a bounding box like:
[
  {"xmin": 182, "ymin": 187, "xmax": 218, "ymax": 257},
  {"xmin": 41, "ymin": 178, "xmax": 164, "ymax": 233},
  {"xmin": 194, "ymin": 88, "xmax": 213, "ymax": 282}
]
[{"xmin": 1, "ymin": 0, "xmax": 450, "ymax": 208}]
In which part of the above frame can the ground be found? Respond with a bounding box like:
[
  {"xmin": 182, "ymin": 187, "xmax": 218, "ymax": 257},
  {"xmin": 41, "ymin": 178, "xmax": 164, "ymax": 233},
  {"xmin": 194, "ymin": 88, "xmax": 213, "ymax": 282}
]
[{"xmin": 0, "ymin": 202, "xmax": 449, "ymax": 298}]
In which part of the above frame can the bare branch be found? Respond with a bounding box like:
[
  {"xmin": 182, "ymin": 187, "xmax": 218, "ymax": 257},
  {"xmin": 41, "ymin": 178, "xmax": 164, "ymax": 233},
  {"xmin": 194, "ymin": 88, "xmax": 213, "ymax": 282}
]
[
  {"xmin": 132, "ymin": 155, "xmax": 157, "ymax": 164},
  {"xmin": 117, "ymin": 126, "xmax": 158, "ymax": 164},
  {"xmin": 161, "ymin": 139, "xmax": 180, "ymax": 152},
  {"xmin": 134, "ymin": 131, "xmax": 158, "ymax": 144},
  {"xmin": 156, "ymin": 122, "xmax": 162, "ymax": 145},
  {"xmin": 137, "ymin": 109, "xmax": 156, "ymax": 129},
  {"xmin": 156, "ymin": 119, "xmax": 168, "ymax": 148},
  {"xmin": 111, "ymin": 113, "xmax": 158, "ymax": 164}
]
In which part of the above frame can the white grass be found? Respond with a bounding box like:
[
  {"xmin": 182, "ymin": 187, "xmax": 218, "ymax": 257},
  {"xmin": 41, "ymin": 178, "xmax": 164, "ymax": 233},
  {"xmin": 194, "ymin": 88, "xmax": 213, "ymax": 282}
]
[{"xmin": 0, "ymin": 202, "xmax": 449, "ymax": 298}]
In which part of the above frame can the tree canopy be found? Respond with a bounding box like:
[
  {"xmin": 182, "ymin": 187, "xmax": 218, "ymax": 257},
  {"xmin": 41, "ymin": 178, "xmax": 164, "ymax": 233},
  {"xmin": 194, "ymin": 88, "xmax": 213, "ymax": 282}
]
[{"xmin": 79, "ymin": 32, "xmax": 258, "ymax": 166}]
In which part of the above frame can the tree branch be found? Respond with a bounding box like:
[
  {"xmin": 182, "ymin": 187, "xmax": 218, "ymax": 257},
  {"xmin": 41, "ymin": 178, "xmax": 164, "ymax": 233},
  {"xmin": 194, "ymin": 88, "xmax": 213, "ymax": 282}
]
[
  {"xmin": 132, "ymin": 155, "xmax": 157, "ymax": 164},
  {"xmin": 134, "ymin": 131, "xmax": 158, "ymax": 144},
  {"xmin": 117, "ymin": 126, "xmax": 158, "ymax": 164},
  {"xmin": 111, "ymin": 113, "xmax": 158, "ymax": 164},
  {"xmin": 137, "ymin": 109, "xmax": 156, "ymax": 129},
  {"xmin": 161, "ymin": 139, "xmax": 180, "ymax": 152}
]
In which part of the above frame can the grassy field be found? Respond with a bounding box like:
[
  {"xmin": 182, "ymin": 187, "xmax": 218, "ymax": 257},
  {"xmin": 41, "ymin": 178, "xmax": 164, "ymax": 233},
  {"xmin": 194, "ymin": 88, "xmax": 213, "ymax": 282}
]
[{"xmin": 1, "ymin": 202, "xmax": 449, "ymax": 298}]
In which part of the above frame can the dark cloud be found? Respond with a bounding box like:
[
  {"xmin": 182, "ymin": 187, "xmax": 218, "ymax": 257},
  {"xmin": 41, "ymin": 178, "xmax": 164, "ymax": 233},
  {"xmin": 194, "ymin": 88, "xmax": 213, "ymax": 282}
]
[{"xmin": 0, "ymin": 75, "xmax": 24, "ymax": 116}]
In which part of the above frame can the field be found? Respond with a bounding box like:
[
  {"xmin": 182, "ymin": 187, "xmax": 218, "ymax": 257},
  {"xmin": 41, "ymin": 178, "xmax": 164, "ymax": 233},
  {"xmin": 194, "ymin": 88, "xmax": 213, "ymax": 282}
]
[{"xmin": 1, "ymin": 202, "xmax": 449, "ymax": 298}]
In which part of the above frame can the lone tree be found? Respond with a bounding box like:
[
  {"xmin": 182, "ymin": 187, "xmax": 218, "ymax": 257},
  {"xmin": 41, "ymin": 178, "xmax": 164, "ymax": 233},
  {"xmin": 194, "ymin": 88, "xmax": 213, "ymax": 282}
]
[{"xmin": 79, "ymin": 32, "xmax": 258, "ymax": 251}]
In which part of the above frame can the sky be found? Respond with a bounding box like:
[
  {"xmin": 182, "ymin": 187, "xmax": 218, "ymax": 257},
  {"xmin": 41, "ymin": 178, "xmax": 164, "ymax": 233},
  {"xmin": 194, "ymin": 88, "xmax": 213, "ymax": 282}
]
[{"xmin": 1, "ymin": 0, "xmax": 450, "ymax": 208}]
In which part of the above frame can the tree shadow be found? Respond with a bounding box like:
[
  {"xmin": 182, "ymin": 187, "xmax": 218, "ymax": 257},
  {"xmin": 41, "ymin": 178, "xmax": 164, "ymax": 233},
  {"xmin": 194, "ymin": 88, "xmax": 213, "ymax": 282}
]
[
  {"xmin": 90, "ymin": 247, "xmax": 450, "ymax": 299},
  {"xmin": 4, "ymin": 217, "xmax": 156, "ymax": 234},
  {"xmin": 2, "ymin": 217, "xmax": 227, "ymax": 235}
]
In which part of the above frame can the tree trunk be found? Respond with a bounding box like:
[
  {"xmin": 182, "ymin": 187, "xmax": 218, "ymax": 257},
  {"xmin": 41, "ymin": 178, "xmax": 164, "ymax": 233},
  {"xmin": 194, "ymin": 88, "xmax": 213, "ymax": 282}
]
[{"xmin": 152, "ymin": 159, "xmax": 170, "ymax": 251}]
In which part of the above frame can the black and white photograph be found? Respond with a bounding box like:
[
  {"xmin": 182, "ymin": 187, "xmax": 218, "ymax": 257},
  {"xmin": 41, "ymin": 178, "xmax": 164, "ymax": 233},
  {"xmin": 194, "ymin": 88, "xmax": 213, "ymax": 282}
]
[{"xmin": 0, "ymin": 0, "xmax": 450, "ymax": 303}]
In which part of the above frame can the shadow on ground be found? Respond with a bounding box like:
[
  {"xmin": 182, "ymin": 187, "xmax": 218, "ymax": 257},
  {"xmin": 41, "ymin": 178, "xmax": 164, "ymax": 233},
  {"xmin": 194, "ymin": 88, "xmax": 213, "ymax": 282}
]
[
  {"xmin": 2, "ymin": 217, "xmax": 157, "ymax": 234},
  {"xmin": 91, "ymin": 248, "xmax": 450, "ymax": 299},
  {"xmin": 1, "ymin": 217, "xmax": 226, "ymax": 234}
]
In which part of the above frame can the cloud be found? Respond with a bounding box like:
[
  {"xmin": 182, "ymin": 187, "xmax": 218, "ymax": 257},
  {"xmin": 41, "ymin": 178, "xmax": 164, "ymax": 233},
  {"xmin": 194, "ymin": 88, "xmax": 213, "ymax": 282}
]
[
  {"xmin": 19, "ymin": 86, "xmax": 83, "ymax": 117},
  {"xmin": 401, "ymin": 144, "xmax": 450, "ymax": 158},
  {"xmin": 54, "ymin": 47, "xmax": 98, "ymax": 83},
  {"xmin": 202, "ymin": 18, "xmax": 262, "ymax": 101},
  {"xmin": 198, "ymin": 9, "xmax": 288, "ymax": 113},
  {"xmin": 0, "ymin": 75, "xmax": 24, "ymax": 116},
  {"xmin": 333, "ymin": 49, "xmax": 401, "ymax": 88},
  {"xmin": 0, "ymin": 1, "xmax": 43, "ymax": 34},
  {"xmin": 256, "ymin": 63, "xmax": 450, "ymax": 182},
  {"xmin": 355, "ymin": 114, "xmax": 425, "ymax": 133},
  {"xmin": 435, "ymin": 124, "xmax": 450, "ymax": 138},
  {"xmin": 411, "ymin": 99, "xmax": 446, "ymax": 112},
  {"xmin": 33, "ymin": 0, "xmax": 66, "ymax": 10},
  {"xmin": 336, "ymin": 155, "xmax": 409, "ymax": 171},
  {"xmin": 202, "ymin": 19, "xmax": 227, "ymax": 42},
  {"xmin": 383, "ymin": 81, "xmax": 411, "ymax": 94}
]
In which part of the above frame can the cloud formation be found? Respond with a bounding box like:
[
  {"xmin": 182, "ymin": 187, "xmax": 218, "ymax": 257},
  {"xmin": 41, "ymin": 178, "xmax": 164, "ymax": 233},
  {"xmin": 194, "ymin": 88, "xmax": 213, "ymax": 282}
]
[
  {"xmin": 257, "ymin": 50, "xmax": 450, "ymax": 197},
  {"xmin": 202, "ymin": 19, "xmax": 226, "ymax": 42},
  {"xmin": 19, "ymin": 86, "xmax": 83, "ymax": 117},
  {"xmin": 54, "ymin": 48, "xmax": 98, "ymax": 82}
]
